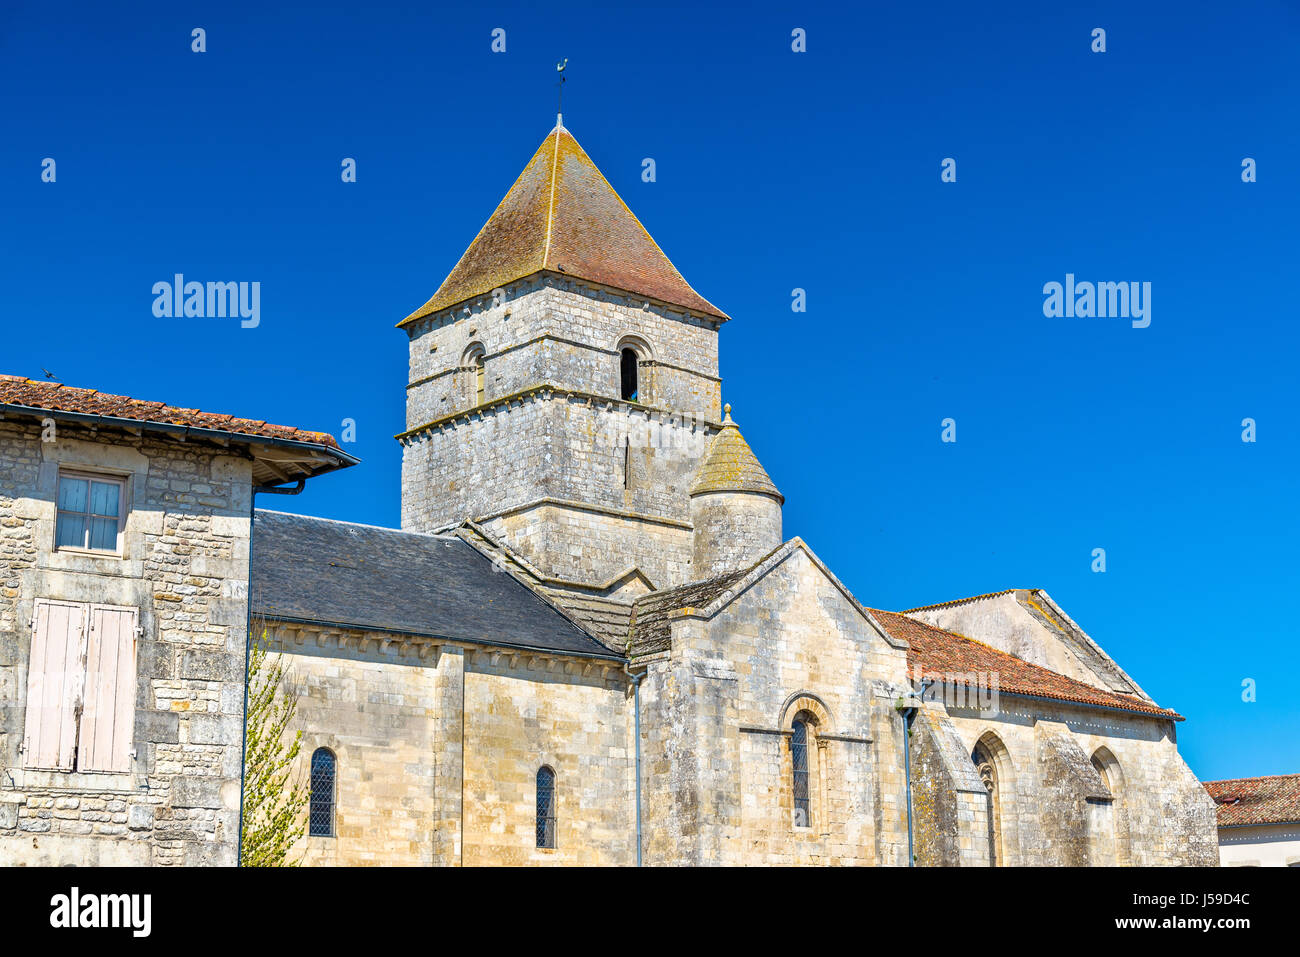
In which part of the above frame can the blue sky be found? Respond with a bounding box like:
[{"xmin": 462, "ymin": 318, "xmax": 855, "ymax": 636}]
[{"xmin": 3, "ymin": 0, "xmax": 1297, "ymax": 782}]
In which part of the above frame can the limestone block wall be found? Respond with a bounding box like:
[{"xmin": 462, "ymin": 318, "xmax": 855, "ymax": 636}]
[
  {"xmin": 404, "ymin": 278, "xmax": 722, "ymax": 430},
  {"xmin": 273, "ymin": 625, "xmax": 633, "ymax": 867},
  {"xmin": 483, "ymin": 502, "xmax": 693, "ymax": 590},
  {"xmin": 910, "ymin": 707, "xmax": 992, "ymax": 867},
  {"xmin": 691, "ymin": 491, "xmax": 782, "ymax": 579},
  {"xmin": 0, "ymin": 420, "xmax": 251, "ymax": 866},
  {"xmin": 461, "ymin": 654, "xmax": 633, "ymax": 866},
  {"xmin": 941, "ymin": 700, "xmax": 1219, "ymax": 866},
  {"xmin": 402, "ymin": 393, "xmax": 713, "ymax": 589},
  {"xmin": 639, "ymin": 547, "xmax": 913, "ymax": 865}
]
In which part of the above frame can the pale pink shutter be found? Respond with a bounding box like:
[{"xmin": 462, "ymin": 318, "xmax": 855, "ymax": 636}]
[
  {"xmin": 22, "ymin": 600, "xmax": 85, "ymax": 770},
  {"xmin": 78, "ymin": 605, "xmax": 139, "ymax": 772}
]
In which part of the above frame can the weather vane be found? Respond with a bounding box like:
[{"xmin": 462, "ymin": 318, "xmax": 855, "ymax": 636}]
[{"xmin": 556, "ymin": 58, "xmax": 568, "ymax": 122}]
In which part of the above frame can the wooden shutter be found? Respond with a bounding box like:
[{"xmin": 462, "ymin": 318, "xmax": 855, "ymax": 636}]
[
  {"xmin": 77, "ymin": 604, "xmax": 139, "ymax": 772},
  {"xmin": 22, "ymin": 599, "xmax": 86, "ymax": 770}
]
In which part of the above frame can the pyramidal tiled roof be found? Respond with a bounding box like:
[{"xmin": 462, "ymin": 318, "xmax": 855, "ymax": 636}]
[
  {"xmin": 400, "ymin": 119, "xmax": 727, "ymax": 326},
  {"xmin": 689, "ymin": 405, "xmax": 782, "ymax": 502}
]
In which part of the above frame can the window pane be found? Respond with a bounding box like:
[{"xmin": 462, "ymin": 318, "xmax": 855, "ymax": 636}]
[
  {"xmin": 792, "ymin": 720, "xmax": 810, "ymax": 826},
  {"xmin": 88, "ymin": 516, "xmax": 118, "ymax": 551},
  {"xmin": 56, "ymin": 514, "xmax": 86, "ymax": 549},
  {"xmin": 536, "ymin": 767, "xmax": 555, "ymax": 848},
  {"xmin": 58, "ymin": 477, "xmax": 88, "ymax": 512},
  {"xmin": 309, "ymin": 749, "xmax": 336, "ymax": 837},
  {"xmin": 89, "ymin": 481, "xmax": 120, "ymax": 518}
]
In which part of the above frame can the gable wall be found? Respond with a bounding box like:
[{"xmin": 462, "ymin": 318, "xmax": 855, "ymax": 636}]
[
  {"xmin": 639, "ymin": 548, "xmax": 913, "ymax": 865},
  {"xmin": 910, "ymin": 593, "xmax": 1124, "ymax": 693}
]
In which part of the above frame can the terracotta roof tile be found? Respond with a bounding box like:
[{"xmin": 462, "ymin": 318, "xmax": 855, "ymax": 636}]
[
  {"xmin": 400, "ymin": 122, "xmax": 727, "ymax": 325},
  {"xmin": 870, "ymin": 608, "xmax": 1181, "ymax": 720},
  {"xmin": 1204, "ymin": 774, "xmax": 1300, "ymax": 826},
  {"xmin": 0, "ymin": 374, "xmax": 341, "ymax": 449}
]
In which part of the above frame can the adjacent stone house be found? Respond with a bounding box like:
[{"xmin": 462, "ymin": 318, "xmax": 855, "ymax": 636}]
[
  {"xmin": 1205, "ymin": 773, "xmax": 1300, "ymax": 866},
  {"xmin": 0, "ymin": 378, "xmax": 353, "ymax": 865}
]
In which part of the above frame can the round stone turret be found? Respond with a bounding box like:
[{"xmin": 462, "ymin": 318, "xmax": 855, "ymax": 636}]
[{"xmin": 689, "ymin": 405, "xmax": 784, "ymax": 579}]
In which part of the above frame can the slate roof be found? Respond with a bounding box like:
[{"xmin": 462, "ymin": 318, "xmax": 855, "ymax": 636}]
[
  {"xmin": 400, "ymin": 122, "xmax": 727, "ymax": 325},
  {"xmin": 1204, "ymin": 774, "xmax": 1300, "ymax": 827},
  {"xmin": 871, "ymin": 609, "xmax": 1182, "ymax": 720},
  {"xmin": 251, "ymin": 511, "xmax": 617, "ymax": 658},
  {"xmin": 689, "ymin": 405, "xmax": 782, "ymax": 501},
  {"xmin": 630, "ymin": 566, "xmax": 755, "ymax": 657}
]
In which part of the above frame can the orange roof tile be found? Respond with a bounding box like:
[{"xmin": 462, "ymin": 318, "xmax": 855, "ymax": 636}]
[
  {"xmin": 0, "ymin": 374, "xmax": 341, "ymax": 450},
  {"xmin": 870, "ymin": 608, "xmax": 1181, "ymax": 720},
  {"xmin": 400, "ymin": 121, "xmax": 727, "ymax": 326},
  {"xmin": 1205, "ymin": 774, "xmax": 1300, "ymax": 826}
]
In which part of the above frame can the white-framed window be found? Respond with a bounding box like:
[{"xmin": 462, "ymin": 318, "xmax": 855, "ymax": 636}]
[{"xmin": 55, "ymin": 470, "xmax": 127, "ymax": 554}]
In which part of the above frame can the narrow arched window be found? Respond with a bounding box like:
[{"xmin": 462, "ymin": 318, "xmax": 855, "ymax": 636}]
[
  {"xmin": 309, "ymin": 748, "xmax": 336, "ymax": 838},
  {"xmin": 620, "ymin": 347, "xmax": 639, "ymax": 401},
  {"xmin": 972, "ymin": 742, "xmax": 999, "ymax": 866},
  {"xmin": 474, "ymin": 353, "xmax": 485, "ymax": 405},
  {"xmin": 791, "ymin": 719, "xmax": 810, "ymax": 827},
  {"xmin": 536, "ymin": 766, "xmax": 556, "ymax": 848}
]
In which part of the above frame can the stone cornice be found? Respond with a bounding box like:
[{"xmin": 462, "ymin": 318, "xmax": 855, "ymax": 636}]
[
  {"xmin": 396, "ymin": 383, "xmax": 722, "ymax": 443},
  {"xmin": 257, "ymin": 618, "xmax": 627, "ymax": 667}
]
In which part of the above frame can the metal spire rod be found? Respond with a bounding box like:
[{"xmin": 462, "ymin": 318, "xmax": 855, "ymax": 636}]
[{"xmin": 556, "ymin": 58, "xmax": 567, "ymax": 123}]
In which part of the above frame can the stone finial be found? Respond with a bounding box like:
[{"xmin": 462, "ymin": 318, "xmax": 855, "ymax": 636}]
[{"xmin": 723, "ymin": 403, "xmax": 734, "ymax": 425}]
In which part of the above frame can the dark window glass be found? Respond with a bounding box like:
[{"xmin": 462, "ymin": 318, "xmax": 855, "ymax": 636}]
[
  {"xmin": 620, "ymin": 348, "xmax": 639, "ymax": 401},
  {"xmin": 791, "ymin": 719, "xmax": 810, "ymax": 827},
  {"xmin": 536, "ymin": 766, "xmax": 556, "ymax": 848},
  {"xmin": 309, "ymin": 748, "xmax": 336, "ymax": 837}
]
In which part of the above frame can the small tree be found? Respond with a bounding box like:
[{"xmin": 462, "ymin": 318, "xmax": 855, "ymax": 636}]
[{"xmin": 239, "ymin": 629, "xmax": 308, "ymax": 866}]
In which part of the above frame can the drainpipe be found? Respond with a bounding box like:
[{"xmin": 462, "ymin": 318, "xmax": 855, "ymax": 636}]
[
  {"xmin": 623, "ymin": 660, "xmax": 646, "ymax": 867},
  {"xmin": 236, "ymin": 480, "xmax": 305, "ymax": 867},
  {"xmin": 898, "ymin": 679, "xmax": 933, "ymax": 868}
]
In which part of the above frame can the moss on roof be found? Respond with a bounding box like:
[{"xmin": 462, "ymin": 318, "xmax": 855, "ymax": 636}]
[
  {"xmin": 689, "ymin": 405, "xmax": 782, "ymax": 501},
  {"xmin": 400, "ymin": 121, "xmax": 727, "ymax": 326}
]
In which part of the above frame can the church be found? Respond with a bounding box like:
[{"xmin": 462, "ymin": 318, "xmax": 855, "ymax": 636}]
[{"xmin": 0, "ymin": 119, "xmax": 1218, "ymax": 866}]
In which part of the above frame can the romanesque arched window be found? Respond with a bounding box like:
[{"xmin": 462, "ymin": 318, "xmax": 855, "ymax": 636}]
[
  {"xmin": 536, "ymin": 766, "xmax": 556, "ymax": 849},
  {"xmin": 1090, "ymin": 747, "xmax": 1126, "ymax": 865},
  {"xmin": 791, "ymin": 718, "xmax": 811, "ymax": 828},
  {"xmin": 464, "ymin": 344, "xmax": 486, "ymax": 406},
  {"xmin": 620, "ymin": 347, "xmax": 639, "ymax": 401},
  {"xmin": 309, "ymin": 748, "xmax": 336, "ymax": 838}
]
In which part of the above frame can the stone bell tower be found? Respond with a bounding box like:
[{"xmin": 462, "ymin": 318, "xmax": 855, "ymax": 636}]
[{"xmin": 397, "ymin": 118, "xmax": 737, "ymax": 594}]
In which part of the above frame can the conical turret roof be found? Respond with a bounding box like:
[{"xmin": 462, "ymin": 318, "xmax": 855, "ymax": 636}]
[
  {"xmin": 400, "ymin": 120, "xmax": 727, "ymax": 326},
  {"xmin": 690, "ymin": 405, "xmax": 783, "ymax": 502}
]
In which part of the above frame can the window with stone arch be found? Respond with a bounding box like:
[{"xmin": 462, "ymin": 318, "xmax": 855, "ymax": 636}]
[
  {"xmin": 309, "ymin": 747, "xmax": 337, "ymax": 838},
  {"xmin": 971, "ymin": 733, "xmax": 1009, "ymax": 866},
  {"xmin": 1089, "ymin": 746, "xmax": 1128, "ymax": 865},
  {"xmin": 463, "ymin": 343, "xmax": 486, "ymax": 407},
  {"xmin": 781, "ymin": 693, "xmax": 831, "ymax": 832},
  {"xmin": 616, "ymin": 336, "xmax": 652, "ymax": 403},
  {"xmin": 536, "ymin": 766, "xmax": 556, "ymax": 849}
]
